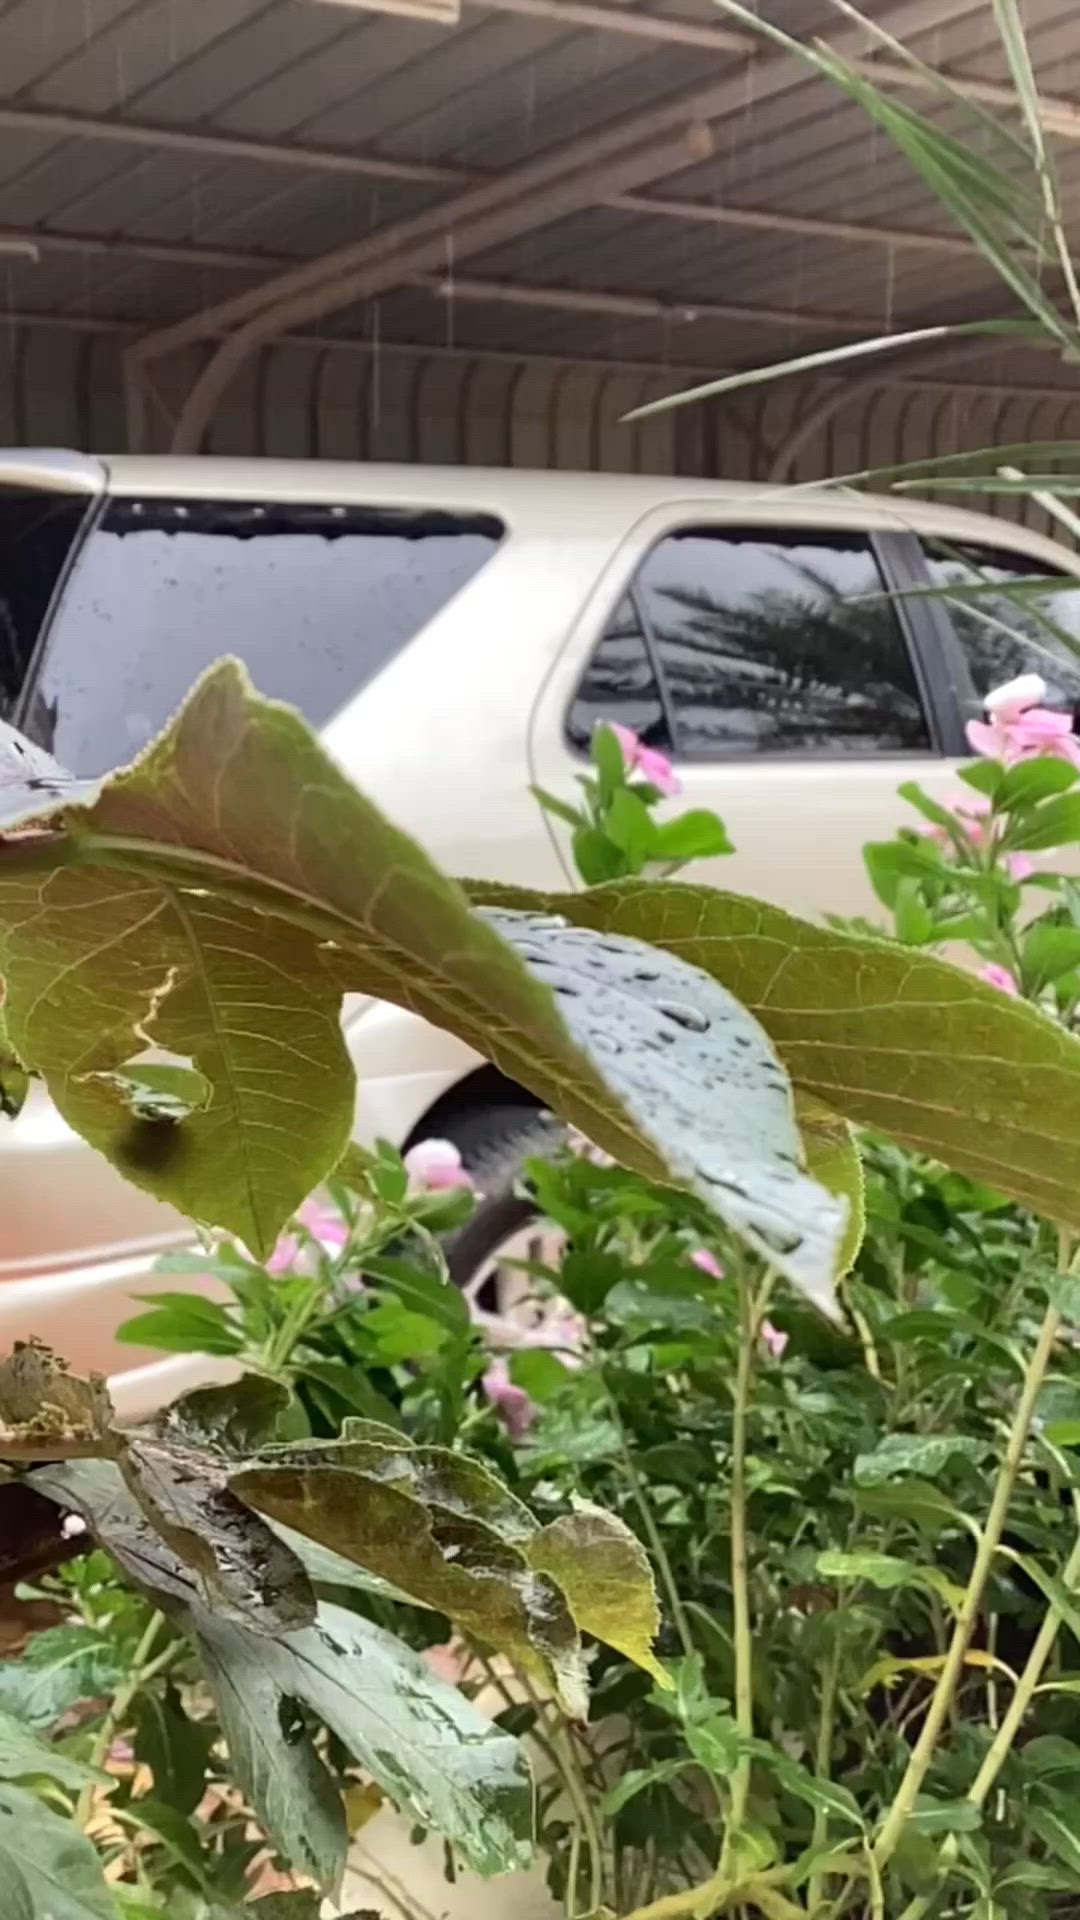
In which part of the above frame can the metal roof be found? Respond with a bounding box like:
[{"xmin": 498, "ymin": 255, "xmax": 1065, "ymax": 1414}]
[{"xmin": 0, "ymin": 0, "xmax": 1078, "ymax": 459}]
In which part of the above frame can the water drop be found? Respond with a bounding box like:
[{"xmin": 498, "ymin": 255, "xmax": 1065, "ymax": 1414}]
[{"xmin": 657, "ymin": 1000, "xmax": 710, "ymax": 1033}]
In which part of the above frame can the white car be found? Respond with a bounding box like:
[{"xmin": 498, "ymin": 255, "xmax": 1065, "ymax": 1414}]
[{"xmin": 3, "ymin": 449, "xmax": 1079, "ymax": 1408}]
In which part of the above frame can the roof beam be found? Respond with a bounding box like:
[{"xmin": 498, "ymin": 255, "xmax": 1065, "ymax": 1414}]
[
  {"xmin": 610, "ymin": 193, "xmax": 975, "ymax": 255},
  {"xmin": 124, "ymin": 0, "xmax": 970, "ymax": 451},
  {"xmin": 417, "ymin": 272, "xmax": 881, "ymax": 334},
  {"xmin": 0, "ymin": 225, "xmax": 290, "ymax": 275},
  {"xmin": 0, "ymin": 105, "xmax": 458, "ymax": 187},
  {"xmin": 469, "ymin": 0, "xmax": 752, "ymax": 53}
]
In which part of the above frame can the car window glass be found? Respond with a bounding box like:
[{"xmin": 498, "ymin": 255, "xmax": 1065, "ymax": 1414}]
[
  {"xmin": 634, "ymin": 526, "xmax": 929, "ymax": 757},
  {"xmin": 566, "ymin": 594, "xmax": 671, "ymax": 752},
  {"xmin": 32, "ymin": 498, "xmax": 503, "ymax": 775},
  {"xmin": 919, "ymin": 537, "xmax": 1080, "ymax": 715},
  {"xmin": 0, "ymin": 488, "xmax": 88, "ymax": 724}
]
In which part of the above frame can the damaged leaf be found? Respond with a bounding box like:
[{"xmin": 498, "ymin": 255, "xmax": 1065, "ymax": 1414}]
[
  {"xmin": 526, "ymin": 1505, "xmax": 669, "ymax": 1689},
  {"xmin": 0, "ymin": 1343, "xmax": 112, "ymax": 1462}
]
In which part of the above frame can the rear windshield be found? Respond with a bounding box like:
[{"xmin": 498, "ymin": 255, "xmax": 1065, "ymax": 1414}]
[
  {"xmin": 28, "ymin": 497, "xmax": 504, "ymax": 775},
  {"xmin": 0, "ymin": 487, "xmax": 89, "ymax": 724}
]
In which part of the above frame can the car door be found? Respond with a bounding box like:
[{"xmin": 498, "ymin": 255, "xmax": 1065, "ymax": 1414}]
[{"xmin": 531, "ymin": 498, "xmax": 967, "ymax": 922}]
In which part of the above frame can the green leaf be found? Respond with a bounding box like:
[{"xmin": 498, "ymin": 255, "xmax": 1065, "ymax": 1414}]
[
  {"xmin": 590, "ymin": 722, "xmax": 627, "ymax": 797},
  {"xmin": 118, "ymin": 1432, "xmax": 315, "ymax": 1636},
  {"xmin": 1009, "ymin": 795, "xmax": 1080, "ymax": 852},
  {"xmin": 815, "ymin": 1550, "xmax": 923, "ymax": 1590},
  {"xmin": 854, "ymin": 1433, "xmax": 989, "ymax": 1485},
  {"xmin": 0, "ymin": 666, "xmax": 842, "ymax": 1291},
  {"xmin": 0, "ymin": 1342, "xmax": 111, "ymax": 1462},
  {"xmin": 470, "ymin": 880, "xmax": 1080, "ymax": 1232},
  {"xmin": 796, "ymin": 1096, "xmax": 865, "ymax": 1276},
  {"xmin": 0, "ymin": 1708, "xmax": 106, "ymax": 1791},
  {"xmin": 571, "ymin": 826, "xmax": 626, "ymax": 885},
  {"xmin": 192, "ymin": 1613, "xmax": 347, "ymax": 1895},
  {"xmin": 1000, "ymin": 758, "xmax": 1080, "ymax": 806},
  {"xmin": 1028, "ymin": 1802, "xmax": 1080, "ymax": 1876},
  {"xmin": 529, "ymin": 784, "xmax": 581, "ymax": 830},
  {"xmin": 907, "ymin": 1796, "xmax": 983, "ymax": 1835},
  {"xmin": 604, "ymin": 788, "xmax": 658, "ymax": 867},
  {"xmin": 686, "ymin": 1718, "xmax": 741, "ymax": 1779},
  {"xmin": 132, "ymin": 1687, "xmax": 215, "ymax": 1816},
  {"xmin": 602, "ymin": 1759, "xmax": 690, "ymax": 1815},
  {"xmin": 481, "ymin": 906, "xmax": 848, "ymax": 1319},
  {"xmin": 1022, "ymin": 924, "xmax": 1080, "ymax": 993},
  {"xmin": 0, "ymin": 1626, "xmax": 126, "ymax": 1729},
  {"xmin": 232, "ymin": 1454, "xmax": 587, "ymax": 1715},
  {"xmin": 0, "ymin": 1782, "xmax": 116, "ymax": 1919},
  {"xmin": 116, "ymin": 1295, "xmax": 243, "ymax": 1359},
  {"xmin": 195, "ymin": 1600, "xmax": 533, "ymax": 1879},
  {"xmin": 363, "ymin": 1255, "xmax": 470, "ymax": 1338},
  {"xmin": 960, "ymin": 761, "xmax": 1005, "ymax": 799},
  {"xmin": 650, "ymin": 810, "xmax": 733, "ymax": 862},
  {"xmin": 153, "ymin": 1376, "xmax": 291, "ymax": 1455},
  {"xmin": 997, "ymin": 1548, "xmax": 1080, "ymax": 1645},
  {"xmin": 525, "ymin": 1504, "xmax": 669, "ymax": 1687}
]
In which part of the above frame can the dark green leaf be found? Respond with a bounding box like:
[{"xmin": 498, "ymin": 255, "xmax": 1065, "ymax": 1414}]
[
  {"xmin": 195, "ymin": 1600, "xmax": 533, "ymax": 1879},
  {"xmin": 1022, "ymin": 924, "xmax": 1080, "ymax": 993},
  {"xmin": 116, "ymin": 1296, "xmax": 243, "ymax": 1359},
  {"xmin": 0, "ymin": 1709, "xmax": 106, "ymax": 1791},
  {"xmin": 571, "ymin": 825, "xmax": 626, "ymax": 885},
  {"xmin": 363, "ymin": 1255, "xmax": 470, "ymax": 1338},
  {"xmin": 133, "ymin": 1687, "xmax": 215, "ymax": 1816},
  {"xmin": 0, "ymin": 1626, "xmax": 126, "ymax": 1729},
  {"xmin": 0, "ymin": 1782, "xmax": 115, "ymax": 1919},
  {"xmin": 855, "ymin": 1433, "xmax": 989, "ymax": 1485}
]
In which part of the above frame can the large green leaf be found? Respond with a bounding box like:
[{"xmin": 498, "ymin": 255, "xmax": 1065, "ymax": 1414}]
[
  {"xmin": 0, "ymin": 664, "xmax": 840, "ymax": 1295},
  {"xmin": 481, "ymin": 906, "xmax": 846, "ymax": 1314},
  {"xmin": 525, "ymin": 1505, "xmax": 668, "ymax": 1689},
  {"xmin": 231, "ymin": 1457, "xmax": 588, "ymax": 1716},
  {"xmin": 193, "ymin": 1608, "xmax": 347, "ymax": 1895},
  {"xmin": 470, "ymin": 882, "xmax": 1080, "ymax": 1230},
  {"xmin": 0, "ymin": 1782, "xmax": 115, "ymax": 1920},
  {"xmin": 194, "ymin": 1601, "xmax": 533, "ymax": 1880}
]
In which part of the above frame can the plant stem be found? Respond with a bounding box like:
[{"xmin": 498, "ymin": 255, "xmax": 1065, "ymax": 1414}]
[
  {"xmin": 807, "ymin": 1631, "xmax": 843, "ymax": 1912},
  {"xmin": 555, "ymin": 1721, "xmax": 606, "ymax": 1917},
  {"xmin": 871, "ymin": 1293, "xmax": 1063, "ymax": 1869},
  {"xmin": 608, "ymin": 1384, "xmax": 696, "ymax": 1663},
  {"xmin": 970, "ymin": 1518, "xmax": 1080, "ymax": 1806},
  {"xmin": 76, "ymin": 1610, "xmax": 171, "ymax": 1829},
  {"xmin": 723, "ymin": 1267, "xmax": 772, "ymax": 1860}
]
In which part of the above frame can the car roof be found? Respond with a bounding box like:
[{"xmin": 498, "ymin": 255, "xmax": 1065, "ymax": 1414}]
[{"xmin": 2, "ymin": 448, "xmax": 1076, "ymax": 575}]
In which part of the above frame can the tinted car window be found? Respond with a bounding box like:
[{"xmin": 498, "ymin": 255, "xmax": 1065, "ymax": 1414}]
[
  {"xmin": 566, "ymin": 594, "xmax": 671, "ymax": 752},
  {"xmin": 0, "ymin": 488, "xmax": 88, "ymax": 723},
  {"xmin": 919, "ymin": 537, "xmax": 1080, "ymax": 716},
  {"xmin": 633, "ymin": 527, "xmax": 929, "ymax": 757},
  {"xmin": 31, "ymin": 498, "xmax": 503, "ymax": 774}
]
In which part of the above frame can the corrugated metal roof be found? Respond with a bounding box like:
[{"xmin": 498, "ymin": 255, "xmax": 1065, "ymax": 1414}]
[{"xmin": 0, "ymin": 0, "xmax": 1078, "ymax": 460}]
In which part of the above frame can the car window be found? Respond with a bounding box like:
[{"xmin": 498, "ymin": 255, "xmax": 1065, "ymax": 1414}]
[
  {"xmin": 596, "ymin": 526, "xmax": 930, "ymax": 758},
  {"xmin": 918, "ymin": 537, "xmax": 1080, "ymax": 715},
  {"xmin": 30, "ymin": 497, "xmax": 503, "ymax": 775},
  {"xmin": 565, "ymin": 594, "xmax": 671, "ymax": 753},
  {"xmin": 0, "ymin": 487, "xmax": 89, "ymax": 724}
]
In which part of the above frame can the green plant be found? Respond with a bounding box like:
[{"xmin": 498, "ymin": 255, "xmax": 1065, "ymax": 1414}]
[{"xmin": 8, "ymin": 632, "xmax": 1080, "ymax": 1919}]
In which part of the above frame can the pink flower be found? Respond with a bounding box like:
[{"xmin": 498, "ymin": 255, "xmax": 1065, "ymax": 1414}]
[
  {"xmin": 1004, "ymin": 852, "xmax": 1036, "ymax": 882},
  {"xmin": 267, "ymin": 1232, "xmax": 301, "ymax": 1275},
  {"xmin": 967, "ymin": 702, "xmax": 1080, "ymax": 770},
  {"xmin": 761, "ymin": 1320, "xmax": 789, "ymax": 1360},
  {"xmin": 298, "ymin": 1199, "xmax": 349, "ymax": 1251},
  {"xmin": 482, "ymin": 1359, "xmax": 536, "ymax": 1441},
  {"xmin": 404, "ymin": 1137, "xmax": 473, "ymax": 1192},
  {"xmin": 978, "ymin": 962, "xmax": 1020, "ymax": 996},
  {"xmin": 608, "ymin": 721, "xmax": 682, "ymax": 798},
  {"xmin": 691, "ymin": 1248, "xmax": 724, "ymax": 1279}
]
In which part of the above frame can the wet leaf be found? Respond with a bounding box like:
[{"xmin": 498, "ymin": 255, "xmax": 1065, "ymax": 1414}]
[
  {"xmin": 0, "ymin": 1343, "xmax": 112, "ymax": 1462},
  {"xmin": 194, "ymin": 1600, "xmax": 533, "ymax": 1879},
  {"xmin": 469, "ymin": 880, "xmax": 1080, "ymax": 1233},
  {"xmin": 525, "ymin": 1504, "xmax": 669, "ymax": 1688},
  {"xmin": 481, "ymin": 907, "xmax": 846, "ymax": 1318},
  {"xmin": 231, "ymin": 1459, "xmax": 587, "ymax": 1715},
  {"xmin": 0, "ymin": 1782, "xmax": 115, "ymax": 1919},
  {"xmin": 153, "ymin": 1376, "xmax": 291, "ymax": 1455},
  {"xmin": 29, "ymin": 1459, "xmax": 202, "ymax": 1612},
  {"xmin": 0, "ymin": 1708, "xmax": 106, "ymax": 1791},
  {"xmin": 0, "ymin": 664, "xmax": 840, "ymax": 1284},
  {"xmin": 119, "ymin": 1433, "xmax": 315, "ymax": 1636},
  {"xmin": 193, "ymin": 1612, "xmax": 347, "ymax": 1896}
]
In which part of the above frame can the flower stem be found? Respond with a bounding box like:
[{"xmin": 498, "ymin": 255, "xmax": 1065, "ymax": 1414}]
[
  {"xmin": 872, "ymin": 1292, "xmax": 1063, "ymax": 1870},
  {"xmin": 608, "ymin": 1384, "xmax": 696, "ymax": 1663},
  {"xmin": 807, "ymin": 1631, "xmax": 843, "ymax": 1912},
  {"xmin": 76, "ymin": 1610, "xmax": 172, "ymax": 1829}
]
